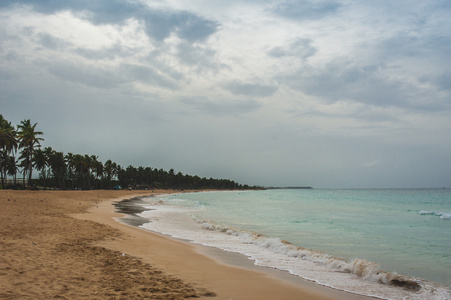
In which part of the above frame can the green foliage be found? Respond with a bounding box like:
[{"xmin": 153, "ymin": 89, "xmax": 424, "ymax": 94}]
[
  {"xmin": 116, "ymin": 165, "xmax": 242, "ymax": 190},
  {"xmin": 17, "ymin": 119, "xmax": 44, "ymax": 187},
  {"xmin": 0, "ymin": 115, "xmax": 250, "ymax": 190}
]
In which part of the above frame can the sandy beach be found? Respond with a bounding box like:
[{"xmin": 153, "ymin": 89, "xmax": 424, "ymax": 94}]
[{"xmin": 0, "ymin": 190, "xmax": 373, "ymax": 299}]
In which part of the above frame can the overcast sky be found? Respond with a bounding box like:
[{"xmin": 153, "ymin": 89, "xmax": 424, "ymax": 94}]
[{"xmin": 1, "ymin": 0, "xmax": 450, "ymax": 188}]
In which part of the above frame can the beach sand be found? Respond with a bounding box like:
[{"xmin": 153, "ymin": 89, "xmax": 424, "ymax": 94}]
[{"xmin": 0, "ymin": 190, "xmax": 373, "ymax": 299}]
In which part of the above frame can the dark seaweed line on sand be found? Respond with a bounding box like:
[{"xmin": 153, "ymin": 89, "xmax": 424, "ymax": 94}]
[{"xmin": 113, "ymin": 196, "xmax": 152, "ymax": 227}]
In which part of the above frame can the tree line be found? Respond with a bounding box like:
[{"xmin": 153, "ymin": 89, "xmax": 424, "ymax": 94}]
[{"xmin": 0, "ymin": 115, "xmax": 252, "ymax": 190}]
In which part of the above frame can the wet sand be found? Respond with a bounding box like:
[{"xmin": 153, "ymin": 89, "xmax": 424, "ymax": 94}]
[{"xmin": 0, "ymin": 190, "xmax": 374, "ymax": 299}]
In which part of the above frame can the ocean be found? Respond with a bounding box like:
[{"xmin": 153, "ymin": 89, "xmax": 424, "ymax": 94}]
[{"xmin": 134, "ymin": 189, "xmax": 451, "ymax": 299}]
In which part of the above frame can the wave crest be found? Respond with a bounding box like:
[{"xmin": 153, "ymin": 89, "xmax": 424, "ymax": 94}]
[
  {"xmin": 348, "ymin": 259, "xmax": 421, "ymax": 291},
  {"xmin": 418, "ymin": 210, "xmax": 451, "ymax": 220},
  {"xmin": 194, "ymin": 218, "xmax": 424, "ymax": 291}
]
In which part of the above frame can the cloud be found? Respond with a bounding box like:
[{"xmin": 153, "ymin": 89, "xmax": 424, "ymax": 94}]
[
  {"xmin": 1, "ymin": 0, "xmax": 219, "ymax": 43},
  {"xmin": 0, "ymin": 0, "xmax": 69, "ymax": 14},
  {"xmin": 172, "ymin": 12, "xmax": 219, "ymax": 43},
  {"xmin": 37, "ymin": 33, "xmax": 70, "ymax": 50},
  {"xmin": 47, "ymin": 63, "xmax": 124, "ymax": 89},
  {"xmin": 45, "ymin": 61, "xmax": 180, "ymax": 90},
  {"xmin": 435, "ymin": 73, "xmax": 451, "ymax": 90},
  {"xmin": 141, "ymin": 10, "xmax": 219, "ymax": 42},
  {"xmin": 181, "ymin": 97, "xmax": 262, "ymax": 116},
  {"xmin": 120, "ymin": 63, "xmax": 179, "ymax": 90},
  {"xmin": 1, "ymin": 0, "xmax": 451, "ymax": 188},
  {"xmin": 270, "ymin": 0, "xmax": 341, "ymax": 20},
  {"xmin": 268, "ymin": 38, "xmax": 317, "ymax": 60},
  {"xmin": 0, "ymin": 0, "xmax": 147, "ymax": 22},
  {"xmin": 223, "ymin": 81, "xmax": 278, "ymax": 98},
  {"xmin": 74, "ymin": 43, "xmax": 132, "ymax": 61},
  {"xmin": 281, "ymin": 59, "xmax": 406, "ymax": 106},
  {"xmin": 175, "ymin": 41, "xmax": 222, "ymax": 71},
  {"xmin": 423, "ymin": 72, "xmax": 451, "ymax": 91}
]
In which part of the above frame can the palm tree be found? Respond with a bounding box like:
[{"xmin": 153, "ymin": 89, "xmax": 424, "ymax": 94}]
[
  {"xmin": 44, "ymin": 147, "xmax": 54, "ymax": 187},
  {"xmin": 17, "ymin": 119, "xmax": 43, "ymax": 187},
  {"xmin": 48, "ymin": 151, "xmax": 66, "ymax": 189},
  {"xmin": 84, "ymin": 155, "xmax": 94, "ymax": 189},
  {"xmin": 6, "ymin": 155, "xmax": 19, "ymax": 186},
  {"xmin": 104, "ymin": 159, "xmax": 113, "ymax": 189},
  {"xmin": 0, "ymin": 115, "xmax": 18, "ymax": 188},
  {"xmin": 93, "ymin": 159, "xmax": 104, "ymax": 189},
  {"xmin": 33, "ymin": 148, "xmax": 48, "ymax": 189},
  {"xmin": 65, "ymin": 152, "xmax": 79, "ymax": 189},
  {"xmin": 71, "ymin": 154, "xmax": 86, "ymax": 189}
]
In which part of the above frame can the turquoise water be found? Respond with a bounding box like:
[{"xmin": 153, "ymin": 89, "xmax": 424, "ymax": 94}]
[{"xmin": 139, "ymin": 189, "xmax": 451, "ymax": 299}]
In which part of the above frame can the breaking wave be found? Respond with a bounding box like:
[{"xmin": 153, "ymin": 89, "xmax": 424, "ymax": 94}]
[
  {"xmin": 418, "ymin": 210, "xmax": 451, "ymax": 220},
  {"xmin": 197, "ymin": 219, "xmax": 420, "ymax": 288},
  {"xmin": 136, "ymin": 195, "xmax": 451, "ymax": 300},
  {"xmin": 194, "ymin": 218, "xmax": 450, "ymax": 300}
]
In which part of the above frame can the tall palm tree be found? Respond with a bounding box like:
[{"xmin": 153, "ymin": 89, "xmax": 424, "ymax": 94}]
[
  {"xmin": 44, "ymin": 147, "xmax": 54, "ymax": 188},
  {"xmin": 72, "ymin": 154, "xmax": 87, "ymax": 189},
  {"xmin": 6, "ymin": 155, "xmax": 18, "ymax": 186},
  {"xmin": 65, "ymin": 152, "xmax": 75, "ymax": 189},
  {"xmin": 84, "ymin": 155, "xmax": 94, "ymax": 189},
  {"xmin": 93, "ymin": 159, "xmax": 104, "ymax": 189},
  {"xmin": 104, "ymin": 159, "xmax": 113, "ymax": 189},
  {"xmin": 33, "ymin": 148, "xmax": 48, "ymax": 189},
  {"xmin": 48, "ymin": 151, "xmax": 66, "ymax": 189},
  {"xmin": 17, "ymin": 119, "xmax": 43, "ymax": 187},
  {"xmin": 0, "ymin": 115, "xmax": 18, "ymax": 188}
]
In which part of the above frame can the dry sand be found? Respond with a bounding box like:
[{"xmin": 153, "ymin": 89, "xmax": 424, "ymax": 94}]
[{"xmin": 0, "ymin": 190, "xmax": 373, "ymax": 299}]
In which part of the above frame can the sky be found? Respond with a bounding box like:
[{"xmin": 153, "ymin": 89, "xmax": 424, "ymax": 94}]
[{"xmin": 1, "ymin": 0, "xmax": 450, "ymax": 188}]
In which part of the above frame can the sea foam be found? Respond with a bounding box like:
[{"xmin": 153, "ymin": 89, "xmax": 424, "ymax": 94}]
[
  {"xmin": 196, "ymin": 219, "xmax": 423, "ymax": 290},
  {"xmin": 137, "ymin": 202, "xmax": 451, "ymax": 300},
  {"xmin": 419, "ymin": 210, "xmax": 451, "ymax": 220}
]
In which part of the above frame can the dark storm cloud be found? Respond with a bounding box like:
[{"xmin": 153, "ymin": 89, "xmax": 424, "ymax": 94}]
[
  {"xmin": 223, "ymin": 81, "xmax": 278, "ymax": 98},
  {"xmin": 1, "ymin": 0, "xmax": 219, "ymax": 43},
  {"xmin": 271, "ymin": 0, "xmax": 341, "ymax": 20}
]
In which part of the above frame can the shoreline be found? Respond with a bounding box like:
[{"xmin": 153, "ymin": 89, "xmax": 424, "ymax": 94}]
[
  {"xmin": 77, "ymin": 193, "xmax": 338, "ymax": 299},
  {"xmin": 134, "ymin": 190, "xmax": 451, "ymax": 300},
  {"xmin": 102, "ymin": 192, "xmax": 376, "ymax": 300},
  {"xmin": 1, "ymin": 189, "xmax": 373, "ymax": 299}
]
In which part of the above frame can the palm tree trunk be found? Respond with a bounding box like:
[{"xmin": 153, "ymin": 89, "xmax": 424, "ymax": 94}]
[
  {"xmin": 42, "ymin": 169, "xmax": 47, "ymax": 190},
  {"xmin": 28, "ymin": 165, "xmax": 32, "ymax": 187},
  {"xmin": 22, "ymin": 171, "xmax": 26, "ymax": 188},
  {"xmin": 1, "ymin": 170, "xmax": 5, "ymax": 189},
  {"xmin": 1, "ymin": 154, "xmax": 6, "ymax": 189}
]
